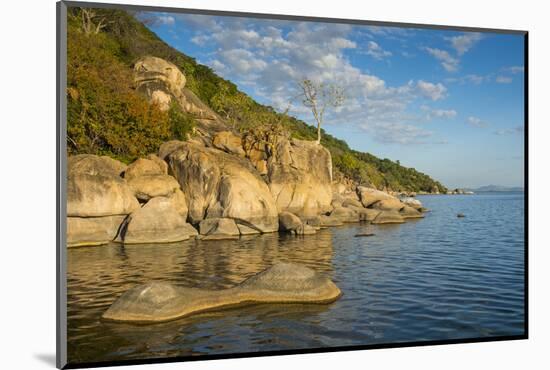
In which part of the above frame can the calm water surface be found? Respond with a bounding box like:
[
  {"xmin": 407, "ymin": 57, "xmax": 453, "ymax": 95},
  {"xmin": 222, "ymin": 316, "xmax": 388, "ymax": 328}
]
[{"xmin": 67, "ymin": 192, "xmax": 525, "ymax": 364}]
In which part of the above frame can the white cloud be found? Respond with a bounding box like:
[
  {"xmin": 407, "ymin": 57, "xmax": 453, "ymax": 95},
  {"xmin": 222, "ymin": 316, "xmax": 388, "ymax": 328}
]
[
  {"xmin": 425, "ymin": 47, "xmax": 459, "ymax": 72},
  {"xmin": 421, "ymin": 105, "xmax": 457, "ymax": 120},
  {"xmin": 503, "ymin": 66, "xmax": 524, "ymax": 74},
  {"xmin": 365, "ymin": 41, "xmax": 392, "ymax": 60},
  {"xmin": 467, "ymin": 116, "xmax": 488, "ymax": 127},
  {"xmin": 447, "ymin": 32, "xmax": 483, "ymax": 55},
  {"xmin": 157, "ymin": 15, "xmax": 175, "ymax": 25},
  {"xmin": 360, "ymin": 121, "xmax": 435, "ymax": 145},
  {"xmin": 416, "ymin": 80, "xmax": 448, "ymax": 101},
  {"xmin": 171, "ymin": 16, "xmax": 446, "ymax": 145},
  {"xmin": 494, "ymin": 125, "xmax": 524, "ymax": 135},
  {"xmin": 496, "ymin": 76, "xmax": 513, "ymax": 84}
]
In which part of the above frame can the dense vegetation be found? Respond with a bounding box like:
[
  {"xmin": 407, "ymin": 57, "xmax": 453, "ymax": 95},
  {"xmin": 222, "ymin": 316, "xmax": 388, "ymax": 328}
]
[{"xmin": 66, "ymin": 7, "xmax": 447, "ymax": 193}]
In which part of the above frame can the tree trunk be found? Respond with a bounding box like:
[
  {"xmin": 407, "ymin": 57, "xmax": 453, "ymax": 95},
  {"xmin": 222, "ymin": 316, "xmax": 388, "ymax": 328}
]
[{"xmin": 316, "ymin": 122, "xmax": 321, "ymax": 144}]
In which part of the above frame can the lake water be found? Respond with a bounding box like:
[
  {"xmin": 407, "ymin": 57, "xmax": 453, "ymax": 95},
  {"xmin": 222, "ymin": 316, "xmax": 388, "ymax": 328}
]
[{"xmin": 66, "ymin": 192, "xmax": 525, "ymax": 365}]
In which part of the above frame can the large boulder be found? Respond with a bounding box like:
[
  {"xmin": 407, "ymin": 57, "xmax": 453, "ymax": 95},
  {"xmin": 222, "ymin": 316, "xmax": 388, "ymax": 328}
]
[
  {"xmin": 400, "ymin": 197, "xmax": 423, "ymax": 210},
  {"xmin": 345, "ymin": 205, "xmax": 381, "ymax": 222},
  {"xmin": 134, "ymin": 56, "xmax": 226, "ymax": 132},
  {"xmin": 330, "ymin": 206, "xmax": 359, "ymax": 223},
  {"xmin": 162, "ymin": 141, "xmax": 278, "ymax": 232},
  {"xmin": 134, "ymin": 56, "xmax": 186, "ymax": 112},
  {"xmin": 120, "ymin": 197, "xmax": 197, "ymax": 244},
  {"xmin": 319, "ymin": 214, "xmax": 344, "ymax": 227},
  {"xmin": 400, "ymin": 205, "xmax": 424, "ymax": 219},
  {"xmin": 212, "ymin": 131, "xmax": 245, "ymax": 156},
  {"xmin": 127, "ymin": 174, "xmax": 181, "ymax": 201},
  {"xmin": 370, "ymin": 198, "xmax": 405, "ymax": 211},
  {"xmin": 371, "ymin": 211, "xmax": 405, "ymax": 224},
  {"xmin": 357, "ymin": 186, "xmax": 396, "ymax": 208},
  {"xmin": 168, "ymin": 189, "xmax": 188, "ymax": 218},
  {"xmin": 103, "ymin": 263, "xmax": 342, "ymax": 322},
  {"xmin": 68, "ymin": 154, "xmax": 127, "ymax": 177},
  {"xmin": 67, "ymin": 215, "xmax": 126, "ymax": 247},
  {"xmin": 199, "ymin": 218, "xmax": 240, "ymax": 240},
  {"xmin": 342, "ymin": 198, "xmax": 363, "ymax": 209},
  {"xmin": 278, "ymin": 211, "xmax": 303, "ymax": 232},
  {"xmin": 67, "ymin": 173, "xmax": 140, "ymax": 217},
  {"xmin": 268, "ymin": 138, "xmax": 333, "ymax": 217},
  {"xmin": 124, "ymin": 158, "xmax": 166, "ymax": 180}
]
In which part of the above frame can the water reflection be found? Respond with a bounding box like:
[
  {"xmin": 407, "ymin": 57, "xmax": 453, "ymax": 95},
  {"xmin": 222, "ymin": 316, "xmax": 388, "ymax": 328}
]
[{"xmin": 67, "ymin": 194, "xmax": 525, "ymax": 365}]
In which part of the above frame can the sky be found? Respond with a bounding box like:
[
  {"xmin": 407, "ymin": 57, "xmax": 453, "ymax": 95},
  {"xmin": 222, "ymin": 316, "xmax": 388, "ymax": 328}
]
[{"xmin": 140, "ymin": 12, "xmax": 525, "ymax": 189}]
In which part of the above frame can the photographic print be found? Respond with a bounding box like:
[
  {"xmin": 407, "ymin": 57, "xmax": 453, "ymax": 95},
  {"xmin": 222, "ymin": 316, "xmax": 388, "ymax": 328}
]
[{"xmin": 57, "ymin": 1, "xmax": 527, "ymax": 368}]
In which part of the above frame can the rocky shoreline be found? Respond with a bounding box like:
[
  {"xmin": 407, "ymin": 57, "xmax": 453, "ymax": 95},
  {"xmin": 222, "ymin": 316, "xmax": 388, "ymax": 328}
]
[
  {"xmin": 67, "ymin": 140, "xmax": 426, "ymax": 247},
  {"xmin": 66, "ymin": 55, "xmax": 428, "ymax": 247}
]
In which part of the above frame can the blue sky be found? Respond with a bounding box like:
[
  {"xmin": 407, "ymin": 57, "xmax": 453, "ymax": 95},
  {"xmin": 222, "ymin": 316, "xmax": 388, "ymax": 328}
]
[{"xmin": 140, "ymin": 12, "xmax": 525, "ymax": 189}]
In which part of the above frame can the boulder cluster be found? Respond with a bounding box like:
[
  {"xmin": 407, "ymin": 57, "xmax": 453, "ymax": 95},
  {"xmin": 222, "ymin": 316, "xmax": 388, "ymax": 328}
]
[
  {"xmin": 67, "ymin": 134, "xmax": 425, "ymax": 247},
  {"xmin": 67, "ymin": 55, "xmax": 426, "ymax": 247}
]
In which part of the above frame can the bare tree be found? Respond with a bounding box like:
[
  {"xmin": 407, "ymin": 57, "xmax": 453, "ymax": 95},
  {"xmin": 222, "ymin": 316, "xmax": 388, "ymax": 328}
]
[
  {"xmin": 298, "ymin": 79, "xmax": 345, "ymax": 144},
  {"xmin": 80, "ymin": 8, "xmax": 109, "ymax": 35}
]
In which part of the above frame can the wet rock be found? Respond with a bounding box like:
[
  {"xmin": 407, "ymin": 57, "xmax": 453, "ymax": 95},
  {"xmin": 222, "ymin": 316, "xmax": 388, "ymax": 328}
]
[
  {"xmin": 400, "ymin": 197, "xmax": 423, "ymax": 210},
  {"xmin": 354, "ymin": 232, "xmax": 375, "ymax": 237},
  {"xmin": 400, "ymin": 205, "xmax": 424, "ymax": 219},
  {"xmin": 371, "ymin": 210, "xmax": 405, "ymax": 224},
  {"xmin": 102, "ymin": 262, "xmax": 342, "ymax": 323},
  {"xmin": 370, "ymin": 198, "xmax": 405, "ymax": 212},
  {"xmin": 330, "ymin": 206, "xmax": 359, "ymax": 223},
  {"xmin": 279, "ymin": 211, "xmax": 303, "ymax": 232},
  {"xmin": 120, "ymin": 197, "xmax": 196, "ymax": 244},
  {"xmin": 199, "ymin": 218, "xmax": 240, "ymax": 240},
  {"xmin": 67, "ymin": 215, "xmax": 126, "ymax": 247}
]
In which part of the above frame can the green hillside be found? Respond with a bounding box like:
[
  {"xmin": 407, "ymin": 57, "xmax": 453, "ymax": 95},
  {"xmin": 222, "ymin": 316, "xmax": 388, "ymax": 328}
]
[{"xmin": 66, "ymin": 7, "xmax": 447, "ymax": 193}]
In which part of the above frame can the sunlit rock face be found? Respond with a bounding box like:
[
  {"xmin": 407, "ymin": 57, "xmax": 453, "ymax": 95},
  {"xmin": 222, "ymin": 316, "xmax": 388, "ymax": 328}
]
[
  {"xmin": 119, "ymin": 196, "xmax": 196, "ymax": 244},
  {"xmin": 133, "ymin": 56, "xmax": 227, "ymax": 134},
  {"xmin": 102, "ymin": 262, "xmax": 342, "ymax": 323},
  {"xmin": 268, "ymin": 138, "xmax": 333, "ymax": 217},
  {"xmin": 160, "ymin": 140, "xmax": 279, "ymax": 233}
]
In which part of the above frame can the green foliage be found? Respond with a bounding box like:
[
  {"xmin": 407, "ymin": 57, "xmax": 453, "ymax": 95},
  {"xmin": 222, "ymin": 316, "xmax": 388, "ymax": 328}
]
[
  {"xmin": 65, "ymin": 7, "xmax": 447, "ymax": 192},
  {"xmin": 168, "ymin": 102, "xmax": 195, "ymax": 140}
]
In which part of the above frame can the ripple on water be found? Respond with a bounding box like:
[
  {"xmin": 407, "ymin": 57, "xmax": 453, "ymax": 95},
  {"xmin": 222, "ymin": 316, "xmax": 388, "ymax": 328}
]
[{"xmin": 67, "ymin": 193, "xmax": 525, "ymax": 364}]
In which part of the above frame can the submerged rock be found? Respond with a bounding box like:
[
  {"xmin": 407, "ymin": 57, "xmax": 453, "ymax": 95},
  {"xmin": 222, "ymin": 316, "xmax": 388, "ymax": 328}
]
[
  {"xmin": 354, "ymin": 232, "xmax": 375, "ymax": 237},
  {"xmin": 102, "ymin": 263, "xmax": 342, "ymax": 323},
  {"xmin": 278, "ymin": 211, "xmax": 303, "ymax": 232}
]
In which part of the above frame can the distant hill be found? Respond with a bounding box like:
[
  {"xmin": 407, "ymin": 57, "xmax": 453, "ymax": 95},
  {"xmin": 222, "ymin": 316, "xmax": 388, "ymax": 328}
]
[
  {"xmin": 65, "ymin": 7, "xmax": 448, "ymax": 194},
  {"xmin": 472, "ymin": 185, "xmax": 524, "ymax": 192}
]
